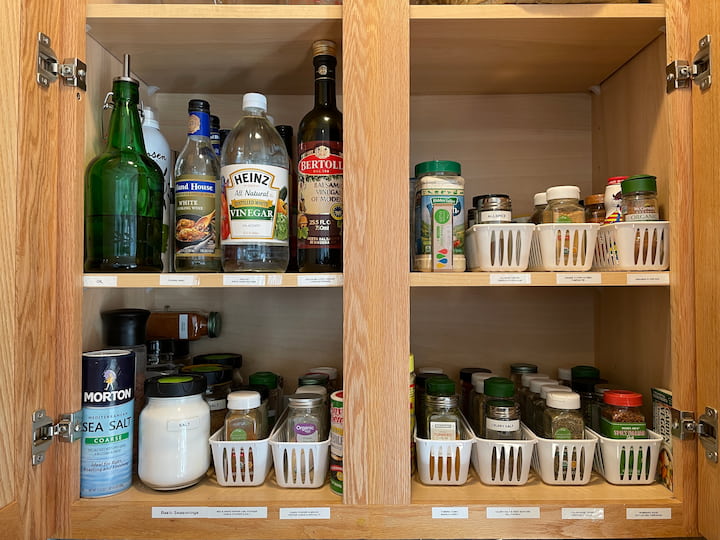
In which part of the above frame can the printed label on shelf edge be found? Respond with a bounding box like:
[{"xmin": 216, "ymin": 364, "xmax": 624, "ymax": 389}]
[
  {"xmin": 562, "ymin": 508, "xmax": 604, "ymax": 520},
  {"xmin": 159, "ymin": 274, "xmax": 198, "ymax": 286},
  {"xmin": 627, "ymin": 273, "xmax": 670, "ymax": 285},
  {"xmin": 626, "ymin": 508, "xmax": 672, "ymax": 520},
  {"xmin": 223, "ymin": 274, "xmax": 267, "ymax": 287},
  {"xmin": 151, "ymin": 507, "xmax": 267, "ymax": 519},
  {"xmin": 556, "ymin": 273, "xmax": 601, "ymax": 285},
  {"xmin": 486, "ymin": 507, "xmax": 540, "ymax": 519},
  {"xmin": 432, "ymin": 507, "xmax": 469, "ymax": 519},
  {"xmin": 297, "ymin": 274, "xmax": 343, "ymax": 287},
  {"xmin": 279, "ymin": 507, "xmax": 331, "ymax": 520},
  {"xmin": 83, "ymin": 275, "xmax": 118, "ymax": 287},
  {"xmin": 489, "ymin": 273, "xmax": 532, "ymax": 285}
]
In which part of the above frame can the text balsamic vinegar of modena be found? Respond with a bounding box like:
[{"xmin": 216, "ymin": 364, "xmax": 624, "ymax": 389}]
[{"xmin": 297, "ymin": 40, "xmax": 343, "ymax": 272}]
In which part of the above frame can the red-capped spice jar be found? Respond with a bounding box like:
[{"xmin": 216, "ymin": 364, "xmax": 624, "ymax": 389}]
[{"xmin": 600, "ymin": 390, "xmax": 647, "ymax": 439}]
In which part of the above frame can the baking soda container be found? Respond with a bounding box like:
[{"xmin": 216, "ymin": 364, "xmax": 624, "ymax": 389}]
[
  {"xmin": 413, "ymin": 160, "xmax": 465, "ymax": 272},
  {"xmin": 330, "ymin": 390, "xmax": 344, "ymax": 457},
  {"xmin": 81, "ymin": 349, "xmax": 135, "ymax": 498}
]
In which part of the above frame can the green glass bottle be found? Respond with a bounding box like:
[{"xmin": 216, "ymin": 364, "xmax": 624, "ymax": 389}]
[{"xmin": 84, "ymin": 55, "xmax": 164, "ymax": 272}]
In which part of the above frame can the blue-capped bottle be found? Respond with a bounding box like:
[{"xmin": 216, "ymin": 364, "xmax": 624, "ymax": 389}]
[{"xmin": 173, "ymin": 99, "xmax": 222, "ymax": 272}]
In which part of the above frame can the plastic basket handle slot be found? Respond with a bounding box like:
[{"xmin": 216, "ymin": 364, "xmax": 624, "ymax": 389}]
[
  {"xmin": 490, "ymin": 445, "xmax": 523, "ymax": 483},
  {"xmin": 279, "ymin": 447, "xmax": 315, "ymax": 486},
  {"xmin": 224, "ymin": 446, "xmax": 255, "ymax": 484},
  {"xmin": 554, "ymin": 228, "xmax": 586, "ymax": 267},
  {"xmin": 429, "ymin": 446, "xmax": 461, "ymax": 483},
  {"xmin": 618, "ymin": 444, "xmax": 651, "ymax": 482},
  {"xmin": 552, "ymin": 444, "xmax": 584, "ymax": 482}
]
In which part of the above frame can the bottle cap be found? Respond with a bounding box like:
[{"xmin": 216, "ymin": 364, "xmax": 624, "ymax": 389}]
[
  {"xmin": 142, "ymin": 106, "xmax": 160, "ymax": 128},
  {"xmin": 603, "ymin": 390, "xmax": 643, "ymax": 407},
  {"xmin": 308, "ymin": 367, "xmax": 338, "ymax": 381},
  {"xmin": 415, "ymin": 372, "xmax": 448, "ymax": 390},
  {"xmin": 426, "ymin": 377, "xmax": 455, "ymax": 396},
  {"xmin": 299, "ymin": 372, "xmax": 330, "ymax": 387},
  {"xmin": 571, "ymin": 365, "xmax": 600, "ymax": 380},
  {"xmin": 416, "ymin": 366, "xmax": 444, "ymax": 374},
  {"xmin": 296, "ymin": 385, "xmax": 327, "ymax": 397},
  {"xmin": 313, "ymin": 39, "xmax": 337, "ymax": 57},
  {"xmin": 145, "ymin": 374, "xmax": 207, "ymax": 397},
  {"xmin": 483, "ymin": 377, "xmax": 515, "ymax": 398},
  {"xmin": 584, "ymin": 193, "xmax": 604, "ymax": 206},
  {"xmin": 530, "ymin": 378, "xmax": 558, "ymax": 394},
  {"xmin": 510, "ymin": 363, "xmax": 537, "ymax": 374},
  {"xmin": 414, "ymin": 160, "xmax": 461, "ymax": 177},
  {"xmin": 210, "ymin": 114, "xmax": 220, "ymax": 130},
  {"xmin": 571, "ymin": 377, "xmax": 605, "ymax": 393},
  {"xmin": 460, "ymin": 367, "xmax": 492, "ymax": 382},
  {"xmin": 287, "ymin": 393, "xmax": 324, "ymax": 407},
  {"xmin": 181, "ymin": 364, "xmax": 233, "ymax": 386},
  {"xmin": 101, "ymin": 308, "xmax": 151, "ymax": 347},
  {"xmin": 547, "ymin": 391, "xmax": 581, "ymax": 410},
  {"xmin": 521, "ymin": 373, "xmax": 549, "ymax": 388},
  {"xmin": 236, "ymin": 384, "xmax": 269, "ymax": 401},
  {"xmin": 188, "ymin": 99, "xmax": 210, "ymax": 113},
  {"xmin": 607, "ymin": 175, "xmax": 629, "ymax": 185},
  {"xmin": 533, "ymin": 192, "xmax": 547, "ymax": 206},
  {"xmin": 243, "ymin": 92, "xmax": 267, "ymax": 112},
  {"xmin": 546, "ymin": 185, "xmax": 581, "ymax": 201},
  {"xmin": 208, "ymin": 312, "xmax": 221, "ymax": 338},
  {"xmin": 540, "ymin": 384, "xmax": 572, "ymax": 400},
  {"xmin": 276, "ymin": 124, "xmax": 293, "ymax": 138},
  {"xmin": 472, "ymin": 372, "xmax": 494, "ymax": 392},
  {"xmin": 249, "ymin": 371, "xmax": 279, "ymax": 389},
  {"xmin": 557, "ymin": 367, "xmax": 572, "ymax": 381},
  {"xmin": 621, "ymin": 175, "xmax": 657, "ymax": 194},
  {"xmin": 227, "ymin": 390, "xmax": 261, "ymax": 410},
  {"xmin": 193, "ymin": 352, "xmax": 243, "ymax": 369}
]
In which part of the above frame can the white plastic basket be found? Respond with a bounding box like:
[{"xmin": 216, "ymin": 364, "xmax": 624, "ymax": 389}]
[
  {"xmin": 465, "ymin": 223, "xmax": 535, "ymax": 272},
  {"xmin": 269, "ymin": 418, "xmax": 330, "ymax": 489},
  {"xmin": 525, "ymin": 425, "xmax": 597, "ymax": 485},
  {"xmin": 593, "ymin": 222, "xmax": 669, "ymax": 271},
  {"xmin": 209, "ymin": 429, "xmax": 273, "ymax": 487},
  {"xmin": 528, "ymin": 223, "xmax": 600, "ymax": 271},
  {"xmin": 414, "ymin": 421, "xmax": 475, "ymax": 485},
  {"xmin": 472, "ymin": 430, "xmax": 536, "ymax": 485},
  {"xmin": 590, "ymin": 428, "xmax": 663, "ymax": 485}
]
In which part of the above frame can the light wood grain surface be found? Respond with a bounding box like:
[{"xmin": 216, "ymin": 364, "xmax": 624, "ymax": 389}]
[{"xmin": 690, "ymin": 1, "xmax": 720, "ymax": 539}]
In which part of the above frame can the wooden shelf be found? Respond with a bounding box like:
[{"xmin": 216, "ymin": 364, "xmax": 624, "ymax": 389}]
[
  {"xmin": 410, "ymin": 271, "xmax": 670, "ymax": 287},
  {"xmin": 85, "ymin": 4, "xmax": 343, "ymax": 94},
  {"xmin": 410, "ymin": 4, "xmax": 666, "ymax": 94},
  {"xmin": 83, "ymin": 272, "xmax": 344, "ymax": 288}
]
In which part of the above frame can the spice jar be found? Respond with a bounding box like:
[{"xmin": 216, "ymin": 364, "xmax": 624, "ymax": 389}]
[
  {"xmin": 459, "ymin": 367, "xmax": 491, "ymax": 418},
  {"xmin": 621, "ymin": 175, "xmax": 659, "ymax": 221},
  {"xmin": 533, "ymin": 384, "xmax": 572, "ymax": 436},
  {"xmin": 476, "ymin": 194, "xmax": 512, "ymax": 224},
  {"xmin": 225, "ymin": 390, "xmax": 264, "ymax": 441},
  {"xmin": 544, "ymin": 186, "xmax": 585, "ymax": 223},
  {"xmin": 601, "ymin": 390, "xmax": 647, "ymax": 439},
  {"xmin": 469, "ymin": 372, "xmax": 494, "ymax": 437},
  {"xmin": 509, "ymin": 363, "xmax": 537, "ymax": 391},
  {"xmin": 483, "ymin": 377, "xmax": 520, "ymax": 439},
  {"xmin": 249, "ymin": 371, "xmax": 282, "ymax": 430},
  {"xmin": 557, "ymin": 367, "xmax": 572, "ymax": 387},
  {"xmin": 584, "ymin": 193, "xmax": 605, "ymax": 223},
  {"xmin": 298, "ymin": 372, "xmax": 330, "ymax": 390},
  {"xmin": 543, "ymin": 391, "xmax": 584, "ymax": 439},
  {"xmin": 425, "ymin": 393, "xmax": 463, "ymax": 441},
  {"xmin": 414, "ymin": 373, "xmax": 450, "ymax": 438},
  {"xmin": 518, "ymin": 373, "xmax": 550, "ymax": 422},
  {"xmin": 530, "ymin": 192, "xmax": 547, "ymax": 225},
  {"xmin": 571, "ymin": 377, "xmax": 603, "ymax": 426},
  {"xmin": 138, "ymin": 374, "xmax": 210, "ymax": 490},
  {"xmin": 308, "ymin": 366, "xmax": 339, "ymax": 393},
  {"xmin": 571, "ymin": 365, "xmax": 600, "ymax": 381},
  {"xmin": 603, "ymin": 176, "xmax": 627, "ymax": 223},
  {"xmin": 525, "ymin": 378, "xmax": 558, "ymax": 433},
  {"xmin": 286, "ymin": 393, "xmax": 328, "ymax": 442},
  {"xmin": 146, "ymin": 311, "xmax": 221, "ymax": 340},
  {"xmin": 590, "ymin": 383, "xmax": 622, "ymax": 432},
  {"xmin": 181, "ymin": 364, "xmax": 233, "ymax": 435},
  {"xmin": 194, "ymin": 353, "xmax": 243, "ymax": 389}
]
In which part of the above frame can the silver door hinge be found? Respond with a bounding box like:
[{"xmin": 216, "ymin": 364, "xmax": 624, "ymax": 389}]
[
  {"xmin": 671, "ymin": 406, "xmax": 718, "ymax": 463},
  {"xmin": 32, "ymin": 409, "xmax": 81, "ymax": 466},
  {"xmin": 37, "ymin": 32, "xmax": 87, "ymax": 91},
  {"xmin": 666, "ymin": 34, "xmax": 711, "ymax": 93}
]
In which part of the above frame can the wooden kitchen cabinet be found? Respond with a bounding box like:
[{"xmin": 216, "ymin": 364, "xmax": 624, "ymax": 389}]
[{"xmin": 2, "ymin": 0, "xmax": 719, "ymax": 539}]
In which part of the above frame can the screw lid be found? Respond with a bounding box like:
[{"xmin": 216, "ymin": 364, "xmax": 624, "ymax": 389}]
[
  {"xmin": 460, "ymin": 367, "xmax": 492, "ymax": 382},
  {"xmin": 621, "ymin": 175, "xmax": 657, "ymax": 194},
  {"xmin": 483, "ymin": 377, "xmax": 515, "ymax": 398},
  {"xmin": 227, "ymin": 390, "xmax": 261, "ymax": 410},
  {"xmin": 533, "ymin": 192, "xmax": 548, "ymax": 206},
  {"xmin": 414, "ymin": 160, "xmax": 461, "ymax": 177},
  {"xmin": 181, "ymin": 363, "xmax": 233, "ymax": 386},
  {"xmin": 584, "ymin": 193, "xmax": 604, "ymax": 206},
  {"xmin": 546, "ymin": 185, "xmax": 581, "ymax": 201},
  {"xmin": 521, "ymin": 373, "xmax": 549, "ymax": 388},
  {"xmin": 426, "ymin": 376, "xmax": 456, "ymax": 396},
  {"xmin": 607, "ymin": 176, "xmax": 629, "ymax": 185},
  {"xmin": 510, "ymin": 363, "xmax": 537, "ymax": 375},
  {"xmin": 101, "ymin": 308, "xmax": 150, "ymax": 347},
  {"xmin": 242, "ymin": 92, "xmax": 267, "ymax": 111},
  {"xmin": 571, "ymin": 365, "xmax": 600, "ymax": 380},
  {"xmin": 603, "ymin": 390, "xmax": 643, "ymax": 407},
  {"xmin": 249, "ymin": 371, "xmax": 279, "ymax": 389},
  {"xmin": 547, "ymin": 391, "xmax": 581, "ymax": 410},
  {"xmin": 145, "ymin": 374, "xmax": 206, "ymax": 398},
  {"xmin": 530, "ymin": 378, "xmax": 558, "ymax": 394},
  {"xmin": 540, "ymin": 384, "xmax": 572, "ymax": 400}
]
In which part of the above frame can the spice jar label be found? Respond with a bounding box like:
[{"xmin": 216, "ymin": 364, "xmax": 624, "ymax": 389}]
[
  {"xmin": 167, "ymin": 416, "xmax": 202, "ymax": 432},
  {"xmin": 600, "ymin": 417, "xmax": 647, "ymax": 439}
]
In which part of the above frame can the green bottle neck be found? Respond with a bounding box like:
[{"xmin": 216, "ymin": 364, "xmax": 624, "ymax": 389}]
[{"xmin": 106, "ymin": 80, "xmax": 146, "ymax": 153}]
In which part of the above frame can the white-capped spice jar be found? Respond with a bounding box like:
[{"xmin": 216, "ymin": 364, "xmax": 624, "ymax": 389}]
[{"xmin": 138, "ymin": 374, "xmax": 210, "ymax": 490}]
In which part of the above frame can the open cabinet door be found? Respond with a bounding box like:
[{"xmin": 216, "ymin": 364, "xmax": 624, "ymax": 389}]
[
  {"xmin": 2, "ymin": 1, "xmax": 85, "ymax": 539},
  {"xmin": 692, "ymin": 1, "xmax": 720, "ymax": 540}
]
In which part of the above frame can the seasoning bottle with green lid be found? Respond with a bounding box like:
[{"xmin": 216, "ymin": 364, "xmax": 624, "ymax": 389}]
[
  {"xmin": 600, "ymin": 390, "xmax": 647, "ymax": 439},
  {"xmin": 543, "ymin": 391, "xmax": 584, "ymax": 439},
  {"xmin": 249, "ymin": 371, "xmax": 282, "ymax": 431},
  {"xmin": 571, "ymin": 365, "xmax": 600, "ymax": 381},
  {"xmin": 533, "ymin": 384, "xmax": 572, "ymax": 436},
  {"xmin": 509, "ymin": 363, "xmax": 537, "ymax": 391},
  {"xmin": 298, "ymin": 372, "xmax": 330, "ymax": 390},
  {"xmin": 424, "ymin": 378, "xmax": 462, "ymax": 441},
  {"xmin": 621, "ymin": 175, "xmax": 659, "ymax": 221},
  {"xmin": 415, "ymin": 373, "xmax": 450, "ymax": 438},
  {"xmin": 459, "ymin": 367, "xmax": 491, "ymax": 418},
  {"xmin": 571, "ymin": 377, "xmax": 603, "ymax": 426},
  {"xmin": 193, "ymin": 352, "xmax": 243, "ymax": 388},
  {"xmin": 483, "ymin": 377, "xmax": 521, "ymax": 440}
]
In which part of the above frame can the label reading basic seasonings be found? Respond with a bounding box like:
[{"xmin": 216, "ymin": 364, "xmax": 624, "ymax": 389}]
[
  {"xmin": 221, "ymin": 164, "xmax": 290, "ymax": 246},
  {"xmin": 174, "ymin": 175, "xmax": 220, "ymax": 259},
  {"xmin": 297, "ymin": 140, "xmax": 343, "ymax": 250}
]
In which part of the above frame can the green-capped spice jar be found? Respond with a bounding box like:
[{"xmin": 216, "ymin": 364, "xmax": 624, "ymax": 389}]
[
  {"xmin": 621, "ymin": 175, "xmax": 659, "ymax": 221},
  {"xmin": 483, "ymin": 377, "xmax": 521, "ymax": 440}
]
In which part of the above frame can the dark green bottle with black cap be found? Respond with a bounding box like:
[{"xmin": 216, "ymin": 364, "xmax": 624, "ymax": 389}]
[{"xmin": 84, "ymin": 54, "xmax": 164, "ymax": 272}]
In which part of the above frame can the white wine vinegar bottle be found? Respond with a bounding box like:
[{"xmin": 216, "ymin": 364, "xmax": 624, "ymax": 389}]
[{"xmin": 220, "ymin": 93, "xmax": 290, "ymax": 272}]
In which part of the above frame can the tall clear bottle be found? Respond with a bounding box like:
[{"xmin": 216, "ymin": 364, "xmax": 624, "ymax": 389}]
[
  {"xmin": 84, "ymin": 55, "xmax": 164, "ymax": 272},
  {"xmin": 173, "ymin": 99, "xmax": 222, "ymax": 272},
  {"xmin": 220, "ymin": 93, "xmax": 290, "ymax": 272},
  {"xmin": 297, "ymin": 40, "xmax": 344, "ymax": 272}
]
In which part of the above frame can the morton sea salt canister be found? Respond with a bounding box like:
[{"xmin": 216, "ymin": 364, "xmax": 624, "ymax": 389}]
[{"xmin": 81, "ymin": 349, "xmax": 135, "ymax": 498}]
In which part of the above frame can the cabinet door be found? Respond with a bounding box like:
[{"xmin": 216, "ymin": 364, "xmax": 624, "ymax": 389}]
[
  {"xmin": 2, "ymin": 1, "xmax": 85, "ymax": 539},
  {"xmin": 692, "ymin": 2, "xmax": 720, "ymax": 540}
]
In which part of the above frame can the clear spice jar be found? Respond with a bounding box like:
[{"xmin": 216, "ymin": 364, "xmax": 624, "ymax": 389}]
[
  {"xmin": 584, "ymin": 193, "xmax": 606, "ymax": 223},
  {"xmin": 518, "ymin": 373, "xmax": 549, "ymax": 423},
  {"xmin": 424, "ymin": 393, "xmax": 463, "ymax": 441},
  {"xmin": 571, "ymin": 377, "xmax": 602, "ymax": 426},
  {"xmin": 485, "ymin": 399, "xmax": 521, "ymax": 440},
  {"xmin": 414, "ymin": 373, "xmax": 450, "ymax": 438},
  {"xmin": 469, "ymin": 372, "xmax": 494, "ymax": 437},
  {"xmin": 590, "ymin": 383, "xmax": 622, "ymax": 432},
  {"xmin": 525, "ymin": 378, "xmax": 558, "ymax": 433},
  {"xmin": 544, "ymin": 186, "xmax": 585, "ymax": 223},
  {"xmin": 509, "ymin": 363, "xmax": 537, "ymax": 391},
  {"xmin": 543, "ymin": 391, "xmax": 584, "ymax": 439},
  {"xmin": 286, "ymin": 393, "xmax": 328, "ymax": 442},
  {"xmin": 532, "ymin": 384, "xmax": 572, "ymax": 436},
  {"xmin": 459, "ymin": 367, "xmax": 491, "ymax": 418},
  {"xmin": 225, "ymin": 390, "xmax": 264, "ymax": 441},
  {"xmin": 621, "ymin": 175, "xmax": 659, "ymax": 222},
  {"xmin": 530, "ymin": 192, "xmax": 547, "ymax": 225},
  {"xmin": 476, "ymin": 194, "xmax": 512, "ymax": 224},
  {"xmin": 601, "ymin": 390, "xmax": 647, "ymax": 439}
]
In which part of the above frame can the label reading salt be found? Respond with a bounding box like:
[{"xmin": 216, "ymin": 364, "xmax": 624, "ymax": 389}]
[
  {"xmin": 297, "ymin": 274, "xmax": 343, "ymax": 287},
  {"xmin": 83, "ymin": 275, "xmax": 118, "ymax": 287},
  {"xmin": 627, "ymin": 273, "xmax": 670, "ymax": 285},
  {"xmin": 626, "ymin": 508, "xmax": 672, "ymax": 520},
  {"xmin": 279, "ymin": 507, "xmax": 331, "ymax": 520},
  {"xmin": 556, "ymin": 273, "xmax": 601, "ymax": 285},
  {"xmin": 167, "ymin": 416, "xmax": 201, "ymax": 432},
  {"xmin": 160, "ymin": 274, "xmax": 198, "ymax": 286},
  {"xmin": 432, "ymin": 507, "xmax": 469, "ymax": 519},
  {"xmin": 487, "ymin": 507, "xmax": 540, "ymax": 519},
  {"xmin": 223, "ymin": 275, "xmax": 267, "ymax": 287},
  {"xmin": 490, "ymin": 273, "xmax": 531, "ymax": 285},
  {"xmin": 562, "ymin": 508, "xmax": 604, "ymax": 520}
]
